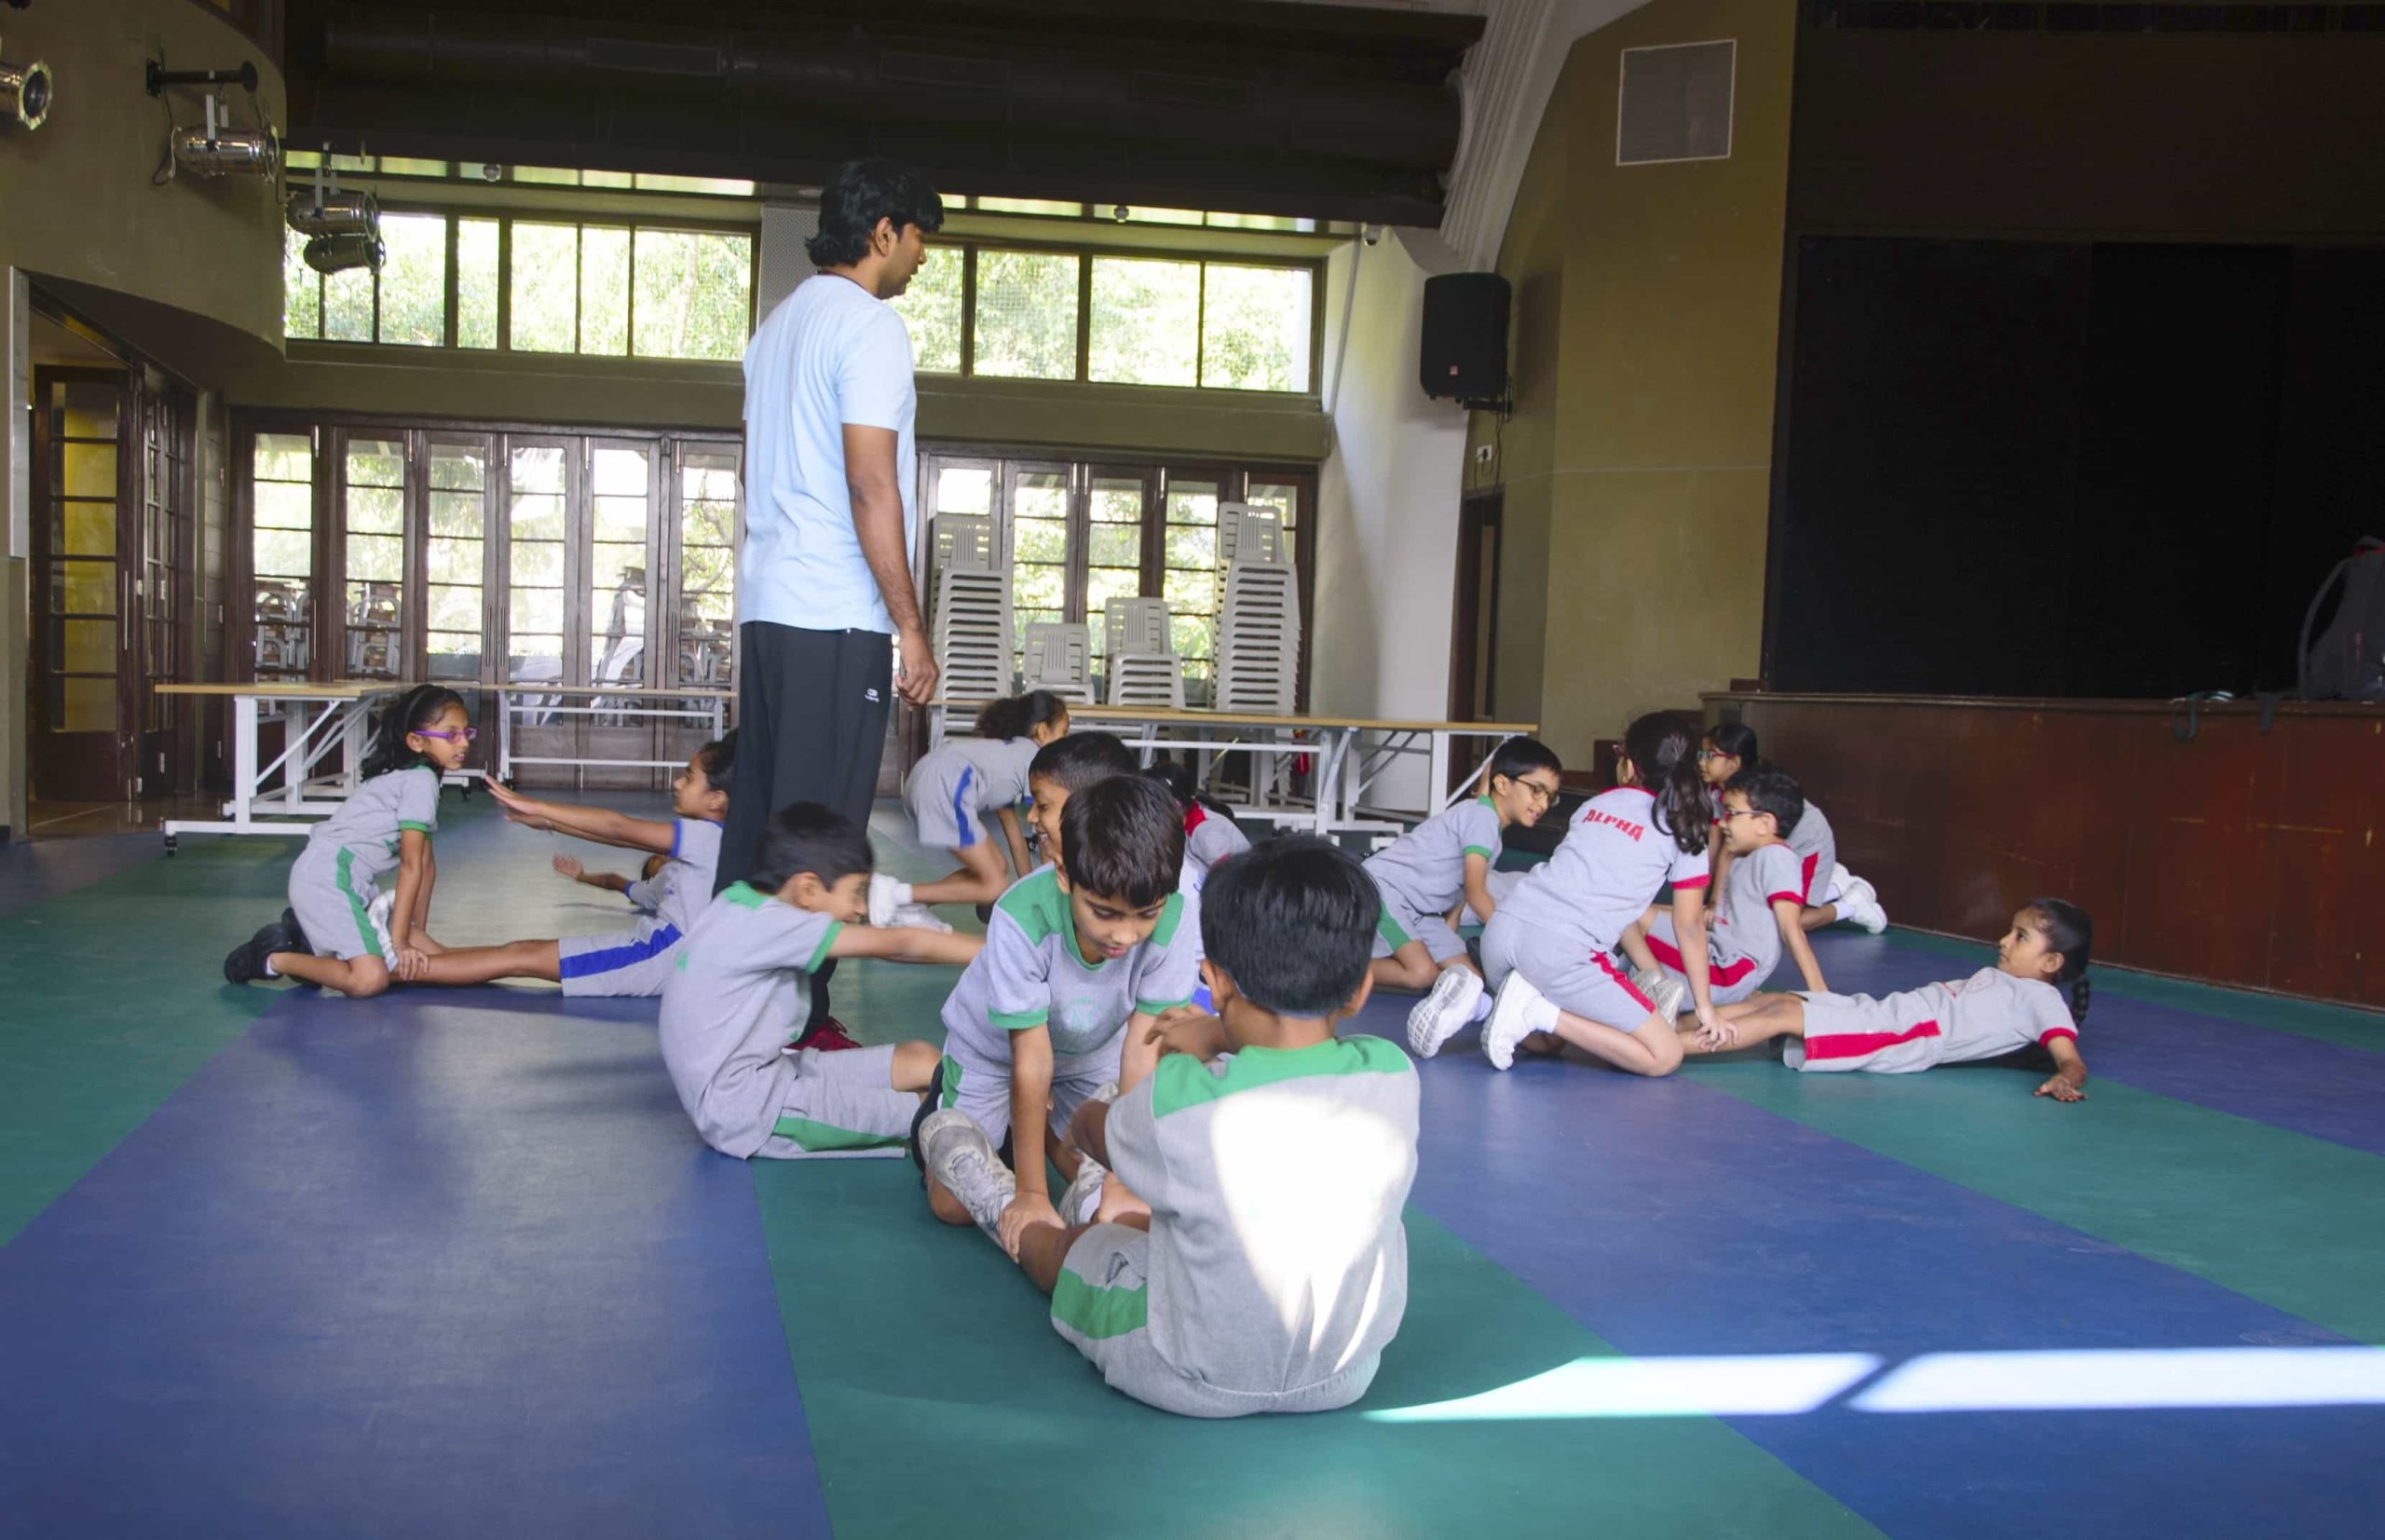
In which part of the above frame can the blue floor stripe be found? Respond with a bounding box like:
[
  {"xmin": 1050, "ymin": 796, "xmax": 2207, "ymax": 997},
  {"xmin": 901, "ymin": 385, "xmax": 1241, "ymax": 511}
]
[
  {"xmin": 1794, "ymin": 932, "xmax": 2385, "ymax": 1156},
  {"xmin": 1346, "ymin": 987, "xmax": 2384, "ymax": 1540},
  {"xmin": 0, "ymin": 989, "xmax": 829, "ymax": 1540}
]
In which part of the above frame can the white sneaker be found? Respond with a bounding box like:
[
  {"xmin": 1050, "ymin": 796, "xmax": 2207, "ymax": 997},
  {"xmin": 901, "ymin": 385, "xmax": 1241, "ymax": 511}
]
[
  {"xmin": 368, "ymin": 889, "xmax": 394, "ymax": 931},
  {"xmin": 919, "ymin": 1109, "xmax": 1016, "ymax": 1240},
  {"xmin": 1836, "ymin": 876, "xmax": 1888, "ymax": 934},
  {"xmin": 1829, "ymin": 863, "xmax": 1854, "ymax": 901},
  {"xmin": 1057, "ymin": 1156, "xmax": 1107, "ymax": 1227},
  {"xmin": 867, "ymin": 873, "xmax": 911, "ymax": 928},
  {"xmin": 888, "ymin": 901, "xmax": 954, "ymax": 934},
  {"xmin": 1481, "ymin": 973, "xmax": 1548, "ymax": 1071},
  {"xmin": 1407, "ymin": 966, "xmax": 1484, "ymax": 1059}
]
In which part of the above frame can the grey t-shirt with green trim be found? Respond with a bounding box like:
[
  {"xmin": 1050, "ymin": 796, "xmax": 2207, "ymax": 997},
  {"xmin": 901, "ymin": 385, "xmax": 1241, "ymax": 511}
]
[
  {"xmin": 1089, "ymin": 1036, "xmax": 1420, "ymax": 1397},
  {"xmin": 303, "ymin": 765, "xmax": 440, "ymax": 890},
  {"xmin": 658, "ymin": 880, "xmax": 841, "ymax": 1158},
  {"xmin": 1363, "ymin": 797, "xmax": 1503, "ymax": 917},
  {"xmin": 940, "ymin": 865, "xmax": 1201, "ymax": 1067}
]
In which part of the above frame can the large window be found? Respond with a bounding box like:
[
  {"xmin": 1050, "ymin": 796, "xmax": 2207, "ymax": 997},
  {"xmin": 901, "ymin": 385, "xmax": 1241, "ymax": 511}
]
[
  {"xmin": 284, "ymin": 213, "xmax": 756, "ymax": 361},
  {"xmin": 920, "ymin": 453, "xmax": 1313, "ymax": 704},
  {"xmin": 893, "ymin": 246, "xmax": 1318, "ymax": 393},
  {"xmin": 249, "ymin": 431, "xmax": 314, "ymax": 679}
]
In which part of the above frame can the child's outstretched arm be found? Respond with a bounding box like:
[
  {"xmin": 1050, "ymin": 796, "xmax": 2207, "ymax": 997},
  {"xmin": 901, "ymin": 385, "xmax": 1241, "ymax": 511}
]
[
  {"xmin": 1459, "ymin": 851, "xmax": 1499, "ymax": 926},
  {"xmin": 1138, "ymin": 1004, "xmax": 1230, "ymax": 1079},
  {"xmin": 487, "ymin": 778, "xmax": 676, "ymax": 856},
  {"xmin": 997, "ymin": 805, "xmax": 1033, "ymax": 882},
  {"xmin": 827, "ymin": 926, "xmax": 984, "ymax": 968},
  {"xmin": 2036, "ymin": 1035, "xmax": 2089, "ymax": 1102},
  {"xmin": 1670, "ymin": 884, "xmax": 1720, "ymax": 1031},
  {"xmin": 997, "ymin": 1028, "xmax": 1059, "ymax": 1254},
  {"xmin": 553, "ymin": 852, "xmax": 634, "ymax": 893},
  {"xmin": 388, "ymin": 827, "xmax": 433, "ymax": 979},
  {"xmin": 1774, "ymin": 897, "xmax": 1828, "ymax": 992}
]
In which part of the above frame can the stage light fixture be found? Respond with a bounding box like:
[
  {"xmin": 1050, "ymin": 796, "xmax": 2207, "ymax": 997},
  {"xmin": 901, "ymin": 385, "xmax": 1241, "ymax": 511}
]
[
  {"xmin": 0, "ymin": 38, "xmax": 48, "ymax": 130},
  {"xmin": 286, "ymin": 187, "xmax": 378, "ymax": 238},
  {"xmin": 170, "ymin": 91, "xmax": 278, "ymax": 178},
  {"xmin": 303, "ymin": 232, "xmax": 384, "ymax": 276}
]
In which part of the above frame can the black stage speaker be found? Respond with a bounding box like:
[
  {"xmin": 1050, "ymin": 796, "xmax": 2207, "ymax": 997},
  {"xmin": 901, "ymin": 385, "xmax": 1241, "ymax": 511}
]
[{"xmin": 1420, "ymin": 272, "xmax": 1510, "ymax": 406}]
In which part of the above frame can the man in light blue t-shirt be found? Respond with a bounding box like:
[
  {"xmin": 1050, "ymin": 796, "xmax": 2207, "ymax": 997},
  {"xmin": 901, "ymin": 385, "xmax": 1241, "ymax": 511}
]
[{"xmin": 720, "ymin": 158, "xmax": 946, "ymax": 1048}]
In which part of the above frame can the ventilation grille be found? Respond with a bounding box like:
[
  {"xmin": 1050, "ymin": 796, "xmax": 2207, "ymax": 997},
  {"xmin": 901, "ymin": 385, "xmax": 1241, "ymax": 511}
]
[{"xmin": 1617, "ymin": 40, "xmax": 1736, "ymax": 166}]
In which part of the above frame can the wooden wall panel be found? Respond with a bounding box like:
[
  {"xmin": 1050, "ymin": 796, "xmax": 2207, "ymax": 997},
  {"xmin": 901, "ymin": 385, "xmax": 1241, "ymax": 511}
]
[{"xmin": 1707, "ymin": 694, "xmax": 2385, "ymax": 1010}]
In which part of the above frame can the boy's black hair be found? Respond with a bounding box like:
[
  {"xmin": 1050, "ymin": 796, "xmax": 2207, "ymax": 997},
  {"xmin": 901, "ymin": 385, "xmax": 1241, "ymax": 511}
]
[
  {"xmin": 1029, "ymin": 730, "xmax": 1138, "ymax": 795},
  {"xmin": 1723, "ymin": 762, "xmax": 1805, "ymax": 838},
  {"xmin": 975, "ymin": 689, "xmax": 1070, "ymax": 742},
  {"xmin": 1484, "ymin": 736, "xmax": 1562, "ymax": 790},
  {"xmin": 1625, "ymin": 710, "xmax": 1709, "ymax": 857},
  {"xmin": 696, "ymin": 729, "xmax": 737, "ymax": 787},
  {"xmin": 748, "ymin": 802, "xmax": 875, "ymax": 892},
  {"xmin": 803, "ymin": 158, "xmax": 945, "ymax": 267},
  {"xmin": 1056, "ymin": 775, "xmax": 1183, "ymax": 907},
  {"xmin": 1199, "ymin": 837, "xmax": 1379, "ymax": 1017},
  {"xmin": 2026, "ymin": 896, "xmax": 2095, "ymax": 1026},
  {"xmin": 1706, "ymin": 721, "xmax": 1760, "ymax": 762},
  {"xmin": 1143, "ymin": 757, "xmax": 1241, "ymax": 825},
  {"xmin": 363, "ymin": 684, "xmax": 466, "ymax": 779}
]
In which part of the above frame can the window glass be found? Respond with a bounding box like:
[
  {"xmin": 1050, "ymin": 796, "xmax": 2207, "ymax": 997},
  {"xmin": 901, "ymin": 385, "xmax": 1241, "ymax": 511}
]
[
  {"xmin": 1162, "ymin": 477, "xmax": 1222, "ymax": 702},
  {"xmin": 632, "ymin": 228, "xmax": 753, "ymax": 361},
  {"xmin": 507, "ymin": 444, "xmax": 568, "ymax": 683},
  {"xmin": 677, "ymin": 448, "xmax": 739, "ymax": 688},
  {"xmin": 283, "ymin": 229, "xmax": 320, "ymax": 340},
  {"xmin": 511, "ymin": 224, "xmax": 580, "ymax": 352},
  {"xmin": 1201, "ymin": 264, "xmax": 1313, "ymax": 391},
  {"xmin": 589, "ymin": 445, "xmax": 652, "ymax": 686},
  {"xmin": 973, "ymin": 251, "xmax": 1079, "ymax": 380},
  {"xmin": 1008, "ymin": 469, "xmax": 1071, "ymax": 664},
  {"xmin": 252, "ymin": 432, "xmax": 313, "ymax": 677},
  {"xmin": 580, "ymin": 225, "xmax": 632, "ymax": 355},
  {"xmin": 375, "ymin": 212, "xmax": 448, "ymax": 347},
  {"xmin": 342, "ymin": 438, "xmax": 407, "ymax": 680},
  {"xmin": 893, "ymin": 245, "xmax": 964, "ymax": 374},
  {"xmin": 456, "ymin": 219, "xmax": 500, "ymax": 349},
  {"xmin": 425, "ymin": 442, "xmax": 487, "ymax": 681},
  {"xmin": 1088, "ymin": 258, "xmax": 1199, "ymax": 388}
]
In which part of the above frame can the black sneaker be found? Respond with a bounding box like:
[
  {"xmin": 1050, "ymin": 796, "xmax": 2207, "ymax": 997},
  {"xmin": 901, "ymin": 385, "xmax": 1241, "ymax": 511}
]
[
  {"xmin": 280, "ymin": 907, "xmax": 313, "ymax": 954},
  {"xmin": 223, "ymin": 926, "xmax": 278, "ymax": 985}
]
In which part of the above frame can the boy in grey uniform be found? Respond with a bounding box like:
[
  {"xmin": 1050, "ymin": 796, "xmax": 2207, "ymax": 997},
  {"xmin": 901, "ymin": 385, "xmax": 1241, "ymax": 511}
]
[
  {"xmin": 1365, "ymin": 737, "xmax": 1563, "ymax": 993},
  {"xmin": 920, "ymin": 836, "xmax": 1419, "ymax": 1418},
  {"xmin": 918, "ymin": 775, "xmax": 1198, "ymax": 1243},
  {"xmin": 659, "ymin": 802, "xmax": 980, "ymax": 1160},
  {"xmin": 1635, "ymin": 764, "xmax": 1830, "ymax": 1007}
]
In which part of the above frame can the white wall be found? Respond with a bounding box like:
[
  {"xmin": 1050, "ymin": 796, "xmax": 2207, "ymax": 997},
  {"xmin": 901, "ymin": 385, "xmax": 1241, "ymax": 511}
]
[{"xmin": 1310, "ymin": 233, "xmax": 1470, "ymax": 806}]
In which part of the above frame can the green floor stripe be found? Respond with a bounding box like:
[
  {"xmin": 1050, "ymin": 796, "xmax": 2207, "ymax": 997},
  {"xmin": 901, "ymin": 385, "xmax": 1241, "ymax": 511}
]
[
  {"xmin": 1877, "ymin": 928, "xmax": 2384, "ymax": 1051},
  {"xmin": 753, "ymin": 1157, "xmax": 1881, "ymax": 1540},
  {"xmin": 0, "ymin": 838, "xmax": 290, "ymax": 1244},
  {"xmin": 1683, "ymin": 1058, "xmax": 2385, "ymax": 1342}
]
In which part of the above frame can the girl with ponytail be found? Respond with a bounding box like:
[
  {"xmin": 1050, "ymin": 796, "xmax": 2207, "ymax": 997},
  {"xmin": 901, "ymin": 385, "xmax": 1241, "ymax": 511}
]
[
  {"xmin": 223, "ymin": 684, "xmax": 471, "ymax": 997},
  {"xmin": 1685, "ymin": 897, "xmax": 2093, "ymax": 1100},
  {"xmin": 875, "ymin": 690, "xmax": 1072, "ymax": 927},
  {"xmin": 1409, "ymin": 711, "xmax": 1715, "ymax": 1079}
]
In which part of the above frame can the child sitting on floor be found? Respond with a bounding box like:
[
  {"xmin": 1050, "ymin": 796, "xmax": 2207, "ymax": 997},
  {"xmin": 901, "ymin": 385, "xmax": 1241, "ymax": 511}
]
[
  {"xmin": 1683, "ymin": 898, "xmax": 2092, "ymax": 1101},
  {"xmin": 1700, "ymin": 723, "xmax": 1886, "ymax": 934},
  {"xmin": 658, "ymin": 803, "xmax": 982, "ymax": 1161},
  {"xmin": 222, "ymin": 684, "xmax": 470, "ymax": 998},
  {"xmin": 871, "ymin": 691, "xmax": 1072, "ymax": 928},
  {"xmin": 1625, "ymin": 762, "xmax": 1828, "ymax": 1009},
  {"xmin": 915, "ymin": 774, "xmax": 1200, "ymax": 1244},
  {"xmin": 404, "ymin": 736, "xmax": 736, "ymax": 996},
  {"xmin": 1369, "ymin": 736, "xmax": 1562, "ymax": 1000},
  {"xmin": 1143, "ymin": 758, "xmax": 1252, "ymax": 893},
  {"xmin": 918, "ymin": 835, "xmax": 1419, "ymax": 1419}
]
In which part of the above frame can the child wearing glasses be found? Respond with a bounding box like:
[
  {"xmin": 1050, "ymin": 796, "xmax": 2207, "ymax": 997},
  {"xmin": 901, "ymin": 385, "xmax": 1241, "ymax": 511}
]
[
  {"xmin": 223, "ymin": 684, "xmax": 471, "ymax": 997},
  {"xmin": 398, "ymin": 735, "xmax": 739, "ymax": 998},
  {"xmin": 1626, "ymin": 762, "xmax": 1828, "ymax": 1007},
  {"xmin": 1365, "ymin": 738, "xmax": 1563, "ymax": 1000},
  {"xmin": 1699, "ymin": 723, "xmax": 1886, "ymax": 934}
]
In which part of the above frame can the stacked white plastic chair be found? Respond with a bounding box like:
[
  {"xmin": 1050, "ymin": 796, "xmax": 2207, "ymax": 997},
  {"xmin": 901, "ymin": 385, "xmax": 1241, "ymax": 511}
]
[
  {"xmin": 1213, "ymin": 503, "xmax": 1300, "ymax": 715},
  {"xmin": 931, "ymin": 514, "xmax": 1014, "ymax": 704},
  {"xmin": 1020, "ymin": 620, "xmax": 1096, "ymax": 704},
  {"xmin": 1104, "ymin": 595, "xmax": 1185, "ymax": 708}
]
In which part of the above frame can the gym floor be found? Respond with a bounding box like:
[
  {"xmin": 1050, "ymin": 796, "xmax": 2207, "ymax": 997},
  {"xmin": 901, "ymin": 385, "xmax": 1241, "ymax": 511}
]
[{"xmin": 4, "ymin": 791, "xmax": 2381, "ymax": 1538}]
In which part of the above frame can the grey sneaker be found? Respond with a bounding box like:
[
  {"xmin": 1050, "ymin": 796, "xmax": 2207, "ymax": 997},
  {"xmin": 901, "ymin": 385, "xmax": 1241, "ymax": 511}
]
[
  {"xmin": 1481, "ymin": 973, "xmax": 1547, "ymax": 1071},
  {"xmin": 1632, "ymin": 966, "xmax": 1689, "ymax": 1021},
  {"xmin": 919, "ymin": 1109, "xmax": 1016, "ymax": 1240},
  {"xmin": 1407, "ymin": 965, "xmax": 1484, "ymax": 1059},
  {"xmin": 1057, "ymin": 1156, "xmax": 1107, "ymax": 1227}
]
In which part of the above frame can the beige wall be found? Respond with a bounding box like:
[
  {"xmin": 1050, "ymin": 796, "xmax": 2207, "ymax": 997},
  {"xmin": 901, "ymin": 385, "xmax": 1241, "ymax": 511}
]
[
  {"xmin": 1469, "ymin": 0, "xmax": 1792, "ymax": 768},
  {"xmin": 0, "ymin": 0, "xmax": 287, "ymax": 368}
]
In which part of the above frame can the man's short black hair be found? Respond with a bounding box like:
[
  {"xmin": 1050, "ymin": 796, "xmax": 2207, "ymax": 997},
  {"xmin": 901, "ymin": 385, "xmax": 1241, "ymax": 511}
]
[
  {"xmin": 1057, "ymin": 776, "xmax": 1182, "ymax": 907},
  {"xmin": 1723, "ymin": 763, "xmax": 1804, "ymax": 838},
  {"xmin": 1199, "ymin": 838, "xmax": 1378, "ymax": 1017},
  {"xmin": 1029, "ymin": 731, "xmax": 1138, "ymax": 796},
  {"xmin": 747, "ymin": 802, "xmax": 875, "ymax": 890},
  {"xmin": 804, "ymin": 158, "xmax": 945, "ymax": 267}
]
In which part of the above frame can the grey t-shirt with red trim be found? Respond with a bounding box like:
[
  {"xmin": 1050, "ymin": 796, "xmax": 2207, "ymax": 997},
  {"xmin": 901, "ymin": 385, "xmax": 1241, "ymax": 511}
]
[
  {"xmin": 940, "ymin": 865, "xmax": 1201, "ymax": 1068},
  {"xmin": 1497, "ymin": 785, "xmax": 1710, "ymax": 951},
  {"xmin": 1712, "ymin": 840, "xmax": 1806, "ymax": 974},
  {"xmin": 1076, "ymin": 1036, "xmax": 1420, "ymax": 1397},
  {"xmin": 303, "ymin": 765, "xmax": 440, "ymax": 889},
  {"xmin": 658, "ymin": 881, "xmax": 841, "ymax": 1158},
  {"xmin": 1363, "ymin": 797, "xmax": 1503, "ymax": 918}
]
